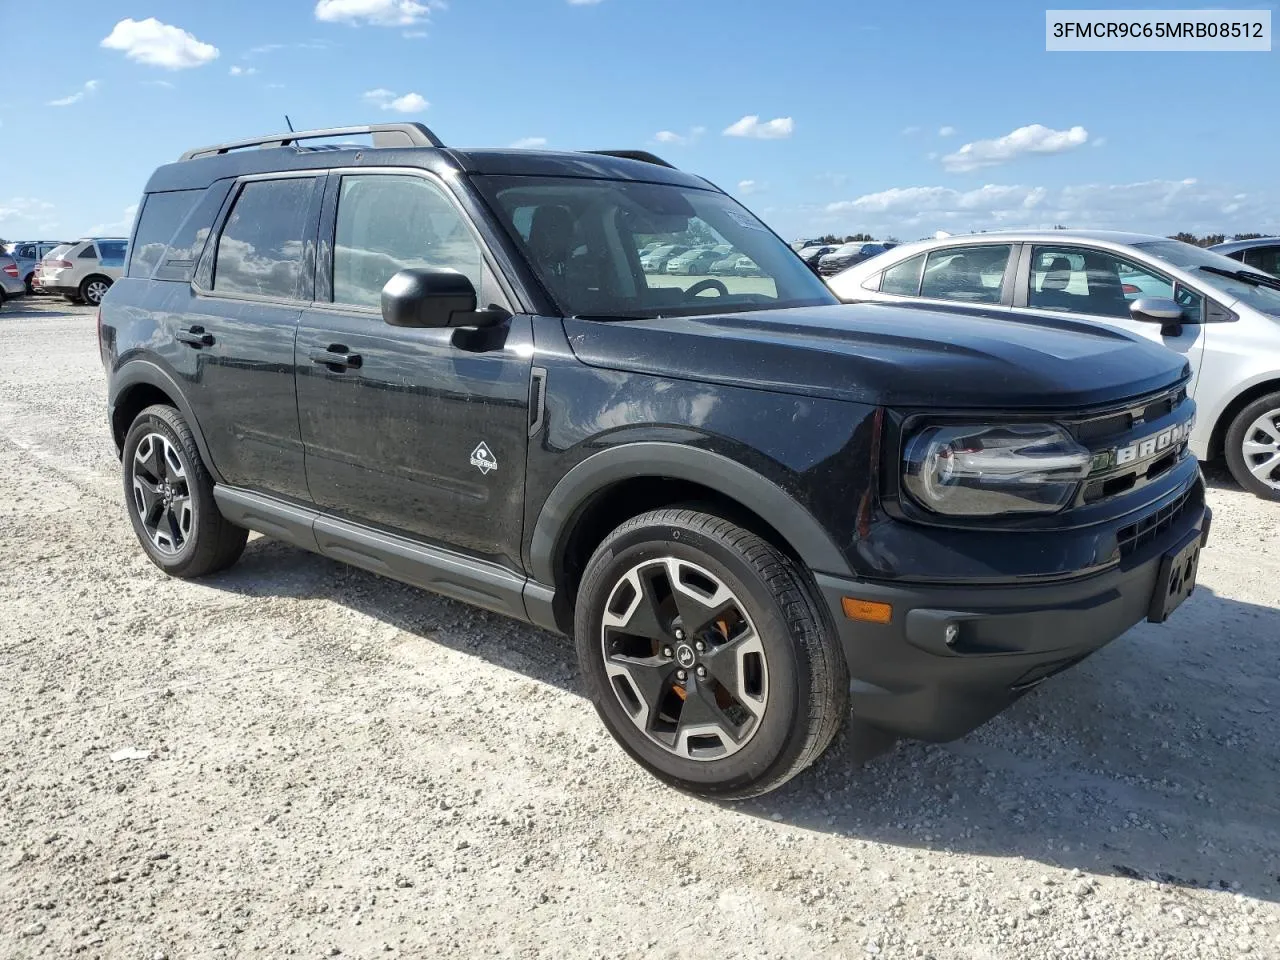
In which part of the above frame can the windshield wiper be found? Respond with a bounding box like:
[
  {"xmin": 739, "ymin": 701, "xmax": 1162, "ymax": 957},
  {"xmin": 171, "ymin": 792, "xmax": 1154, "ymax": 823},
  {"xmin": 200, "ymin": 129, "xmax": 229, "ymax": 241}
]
[{"xmin": 1198, "ymin": 264, "xmax": 1280, "ymax": 291}]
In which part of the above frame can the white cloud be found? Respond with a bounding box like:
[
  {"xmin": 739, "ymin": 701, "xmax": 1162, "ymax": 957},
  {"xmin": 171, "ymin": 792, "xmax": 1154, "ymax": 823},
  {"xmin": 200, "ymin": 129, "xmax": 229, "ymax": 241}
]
[
  {"xmin": 47, "ymin": 80, "xmax": 99, "ymax": 107},
  {"xmin": 820, "ymin": 177, "xmax": 1258, "ymax": 237},
  {"xmin": 1092, "ymin": 136, "xmax": 1108, "ymax": 148},
  {"xmin": 723, "ymin": 115, "xmax": 794, "ymax": 140},
  {"xmin": 0, "ymin": 197, "xmax": 58, "ymax": 235},
  {"xmin": 652, "ymin": 125, "xmax": 705, "ymax": 146},
  {"xmin": 568, "ymin": 0, "xmax": 605, "ymax": 4},
  {"xmin": 101, "ymin": 18, "xmax": 219, "ymax": 69},
  {"xmin": 315, "ymin": 0, "xmax": 437, "ymax": 27},
  {"xmin": 229, "ymin": 66, "xmax": 258, "ymax": 76},
  {"xmin": 737, "ymin": 180, "xmax": 765, "ymax": 195},
  {"xmin": 86, "ymin": 204, "xmax": 139, "ymax": 238},
  {"xmin": 938, "ymin": 125, "xmax": 956, "ymax": 137},
  {"xmin": 942, "ymin": 123, "xmax": 1089, "ymax": 173},
  {"xmin": 510, "ymin": 137, "xmax": 548, "ymax": 149},
  {"xmin": 901, "ymin": 125, "xmax": 921, "ymax": 136},
  {"xmin": 363, "ymin": 89, "xmax": 429, "ymax": 113}
]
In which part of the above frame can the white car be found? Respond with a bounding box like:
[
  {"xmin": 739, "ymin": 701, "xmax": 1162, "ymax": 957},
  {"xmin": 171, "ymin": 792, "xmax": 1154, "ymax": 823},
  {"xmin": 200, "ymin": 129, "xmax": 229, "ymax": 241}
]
[
  {"xmin": 828, "ymin": 230, "xmax": 1280, "ymax": 500},
  {"xmin": 33, "ymin": 238, "xmax": 127, "ymax": 306}
]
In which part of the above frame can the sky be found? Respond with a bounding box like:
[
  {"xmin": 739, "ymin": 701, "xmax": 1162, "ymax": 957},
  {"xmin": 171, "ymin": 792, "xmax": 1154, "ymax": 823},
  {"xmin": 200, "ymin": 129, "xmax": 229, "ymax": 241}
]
[{"xmin": 1, "ymin": 0, "xmax": 1278, "ymax": 244}]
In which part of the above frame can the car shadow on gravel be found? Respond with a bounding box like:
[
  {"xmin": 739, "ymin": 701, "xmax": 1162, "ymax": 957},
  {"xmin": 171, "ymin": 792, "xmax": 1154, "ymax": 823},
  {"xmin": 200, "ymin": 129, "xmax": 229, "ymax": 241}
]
[
  {"xmin": 207, "ymin": 539, "xmax": 1280, "ymax": 904},
  {"xmin": 746, "ymin": 584, "xmax": 1280, "ymax": 904}
]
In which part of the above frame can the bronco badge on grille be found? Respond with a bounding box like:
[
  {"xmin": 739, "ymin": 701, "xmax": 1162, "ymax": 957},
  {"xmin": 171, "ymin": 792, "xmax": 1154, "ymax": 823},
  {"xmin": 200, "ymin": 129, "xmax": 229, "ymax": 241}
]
[{"xmin": 1096, "ymin": 416, "xmax": 1195, "ymax": 472}]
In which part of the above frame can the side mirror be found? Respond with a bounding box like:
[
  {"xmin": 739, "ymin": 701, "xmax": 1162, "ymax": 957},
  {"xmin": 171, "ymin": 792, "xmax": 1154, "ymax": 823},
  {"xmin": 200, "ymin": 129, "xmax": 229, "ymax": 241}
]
[
  {"xmin": 381, "ymin": 268, "xmax": 504, "ymax": 329},
  {"xmin": 1129, "ymin": 297, "xmax": 1184, "ymax": 337}
]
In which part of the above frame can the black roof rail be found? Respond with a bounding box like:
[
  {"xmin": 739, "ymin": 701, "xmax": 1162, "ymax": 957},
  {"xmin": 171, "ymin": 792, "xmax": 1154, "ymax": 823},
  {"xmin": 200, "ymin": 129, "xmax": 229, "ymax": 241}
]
[
  {"xmin": 586, "ymin": 150, "xmax": 677, "ymax": 170},
  {"xmin": 179, "ymin": 123, "xmax": 444, "ymax": 161}
]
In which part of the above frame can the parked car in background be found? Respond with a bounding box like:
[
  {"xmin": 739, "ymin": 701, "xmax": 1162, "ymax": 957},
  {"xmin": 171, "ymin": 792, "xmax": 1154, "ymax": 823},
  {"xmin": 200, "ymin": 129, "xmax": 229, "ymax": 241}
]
[
  {"xmin": 666, "ymin": 245, "xmax": 732, "ymax": 275},
  {"xmin": 798, "ymin": 244, "xmax": 838, "ymax": 269},
  {"xmin": 731, "ymin": 255, "xmax": 762, "ymax": 276},
  {"xmin": 828, "ymin": 229, "xmax": 1280, "ymax": 499},
  {"xmin": 33, "ymin": 238, "xmax": 127, "ymax": 306},
  {"xmin": 818, "ymin": 241, "xmax": 887, "ymax": 276},
  {"xmin": 709, "ymin": 251, "xmax": 741, "ymax": 275},
  {"xmin": 1208, "ymin": 237, "xmax": 1280, "ymax": 278},
  {"xmin": 0, "ymin": 253, "xmax": 25, "ymax": 308},
  {"xmin": 4, "ymin": 240, "xmax": 70, "ymax": 293},
  {"xmin": 640, "ymin": 243, "xmax": 689, "ymax": 273},
  {"xmin": 790, "ymin": 238, "xmax": 824, "ymax": 251}
]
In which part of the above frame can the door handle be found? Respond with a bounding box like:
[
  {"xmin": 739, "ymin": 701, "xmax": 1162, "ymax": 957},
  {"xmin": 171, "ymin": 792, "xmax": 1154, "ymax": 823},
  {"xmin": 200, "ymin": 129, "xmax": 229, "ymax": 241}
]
[
  {"xmin": 176, "ymin": 326, "xmax": 214, "ymax": 348},
  {"xmin": 310, "ymin": 345, "xmax": 363, "ymax": 370}
]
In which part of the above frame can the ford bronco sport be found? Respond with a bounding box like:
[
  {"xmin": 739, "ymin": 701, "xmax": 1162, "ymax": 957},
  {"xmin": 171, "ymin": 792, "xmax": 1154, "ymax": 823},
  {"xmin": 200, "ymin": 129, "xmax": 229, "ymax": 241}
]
[{"xmin": 101, "ymin": 123, "xmax": 1209, "ymax": 798}]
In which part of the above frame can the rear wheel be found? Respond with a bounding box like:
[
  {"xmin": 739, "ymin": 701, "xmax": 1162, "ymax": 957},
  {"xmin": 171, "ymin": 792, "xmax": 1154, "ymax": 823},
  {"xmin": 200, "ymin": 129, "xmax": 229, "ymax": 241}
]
[
  {"xmin": 575, "ymin": 508, "xmax": 848, "ymax": 799},
  {"xmin": 122, "ymin": 404, "xmax": 247, "ymax": 577},
  {"xmin": 80, "ymin": 275, "xmax": 111, "ymax": 307},
  {"xmin": 1225, "ymin": 391, "xmax": 1280, "ymax": 500}
]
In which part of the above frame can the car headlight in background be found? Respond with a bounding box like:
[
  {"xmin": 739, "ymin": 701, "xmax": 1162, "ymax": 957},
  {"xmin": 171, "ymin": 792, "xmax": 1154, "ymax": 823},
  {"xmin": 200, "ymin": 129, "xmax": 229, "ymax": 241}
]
[{"xmin": 903, "ymin": 423, "xmax": 1092, "ymax": 517}]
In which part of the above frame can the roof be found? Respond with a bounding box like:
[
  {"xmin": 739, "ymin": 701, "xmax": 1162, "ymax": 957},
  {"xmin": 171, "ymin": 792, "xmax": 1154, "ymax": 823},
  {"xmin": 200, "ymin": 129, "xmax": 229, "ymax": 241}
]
[
  {"xmin": 1207, "ymin": 237, "xmax": 1280, "ymax": 254},
  {"xmin": 148, "ymin": 123, "xmax": 710, "ymax": 194}
]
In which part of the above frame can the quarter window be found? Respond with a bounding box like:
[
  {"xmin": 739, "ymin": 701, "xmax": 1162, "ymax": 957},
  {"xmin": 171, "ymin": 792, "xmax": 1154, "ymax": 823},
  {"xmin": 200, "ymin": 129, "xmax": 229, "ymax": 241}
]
[
  {"xmin": 213, "ymin": 178, "xmax": 315, "ymax": 299},
  {"xmin": 78, "ymin": 244, "xmax": 99, "ymax": 260},
  {"xmin": 128, "ymin": 189, "xmax": 202, "ymax": 278},
  {"xmin": 919, "ymin": 245, "xmax": 1011, "ymax": 304},
  {"xmin": 333, "ymin": 174, "xmax": 483, "ymax": 308},
  {"xmin": 1029, "ymin": 247, "xmax": 1173, "ymax": 319}
]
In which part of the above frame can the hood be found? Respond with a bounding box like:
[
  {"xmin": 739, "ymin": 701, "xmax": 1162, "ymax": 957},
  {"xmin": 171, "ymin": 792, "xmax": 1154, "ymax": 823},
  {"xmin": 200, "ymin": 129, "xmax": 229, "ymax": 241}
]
[{"xmin": 562, "ymin": 302, "xmax": 1189, "ymax": 409}]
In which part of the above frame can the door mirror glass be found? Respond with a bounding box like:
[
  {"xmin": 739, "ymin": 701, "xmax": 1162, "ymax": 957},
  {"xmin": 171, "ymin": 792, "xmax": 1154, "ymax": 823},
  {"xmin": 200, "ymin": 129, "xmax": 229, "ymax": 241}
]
[{"xmin": 381, "ymin": 267, "xmax": 480, "ymax": 328}]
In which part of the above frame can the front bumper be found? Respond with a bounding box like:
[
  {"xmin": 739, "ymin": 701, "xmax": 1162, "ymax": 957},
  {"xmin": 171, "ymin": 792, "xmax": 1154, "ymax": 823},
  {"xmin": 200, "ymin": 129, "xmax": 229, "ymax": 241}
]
[{"xmin": 815, "ymin": 501, "xmax": 1211, "ymax": 742}]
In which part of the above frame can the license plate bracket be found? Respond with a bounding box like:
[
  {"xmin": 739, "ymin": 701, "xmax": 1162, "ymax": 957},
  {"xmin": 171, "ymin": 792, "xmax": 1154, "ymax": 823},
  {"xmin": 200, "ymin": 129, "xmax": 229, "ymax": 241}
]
[{"xmin": 1147, "ymin": 529, "xmax": 1202, "ymax": 623}]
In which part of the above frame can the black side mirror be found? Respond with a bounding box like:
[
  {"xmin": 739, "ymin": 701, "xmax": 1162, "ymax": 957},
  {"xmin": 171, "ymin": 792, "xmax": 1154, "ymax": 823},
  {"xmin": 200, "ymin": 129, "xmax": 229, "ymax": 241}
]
[
  {"xmin": 381, "ymin": 268, "xmax": 505, "ymax": 329},
  {"xmin": 1129, "ymin": 297, "xmax": 1184, "ymax": 337}
]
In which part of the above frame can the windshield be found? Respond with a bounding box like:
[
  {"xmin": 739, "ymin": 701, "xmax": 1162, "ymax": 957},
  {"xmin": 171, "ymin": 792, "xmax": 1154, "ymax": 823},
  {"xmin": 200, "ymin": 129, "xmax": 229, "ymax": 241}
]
[
  {"xmin": 474, "ymin": 176, "xmax": 836, "ymax": 318},
  {"xmin": 1135, "ymin": 240, "xmax": 1280, "ymax": 316}
]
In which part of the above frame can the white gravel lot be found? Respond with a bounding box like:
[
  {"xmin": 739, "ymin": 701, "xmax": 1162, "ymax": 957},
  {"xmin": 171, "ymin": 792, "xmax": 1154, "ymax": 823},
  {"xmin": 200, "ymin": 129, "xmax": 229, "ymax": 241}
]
[{"xmin": 1, "ymin": 297, "xmax": 1277, "ymax": 960}]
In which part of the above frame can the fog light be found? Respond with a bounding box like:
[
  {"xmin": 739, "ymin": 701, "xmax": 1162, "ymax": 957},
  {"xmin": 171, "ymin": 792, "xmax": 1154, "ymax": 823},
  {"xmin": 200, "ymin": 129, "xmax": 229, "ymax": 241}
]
[{"xmin": 842, "ymin": 598, "xmax": 893, "ymax": 624}]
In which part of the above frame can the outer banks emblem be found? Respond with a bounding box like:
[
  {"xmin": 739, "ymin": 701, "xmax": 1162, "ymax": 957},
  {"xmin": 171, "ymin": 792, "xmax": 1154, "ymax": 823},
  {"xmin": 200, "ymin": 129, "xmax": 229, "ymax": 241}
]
[{"xmin": 470, "ymin": 442, "xmax": 498, "ymax": 475}]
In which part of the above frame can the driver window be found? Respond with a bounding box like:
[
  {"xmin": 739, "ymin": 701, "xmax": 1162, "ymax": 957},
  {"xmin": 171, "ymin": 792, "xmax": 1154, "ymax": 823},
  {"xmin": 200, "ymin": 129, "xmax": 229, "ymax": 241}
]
[
  {"xmin": 333, "ymin": 174, "xmax": 485, "ymax": 309},
  {"xmin": 629, "ymin": 217, "xmax": 778, "ymax": 299}
]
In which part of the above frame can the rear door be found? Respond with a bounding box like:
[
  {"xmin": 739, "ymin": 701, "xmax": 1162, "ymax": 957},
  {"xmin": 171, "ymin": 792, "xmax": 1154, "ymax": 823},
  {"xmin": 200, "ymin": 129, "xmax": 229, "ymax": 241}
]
[
  {"xmin": 295, "ymin": 169, "xmax": 532, "ymax": 571},
  {"xmin": 1013, "ymin": 244, "xmax": 1206, "ymax": 395},
  {"xmin": 179, "ymin": 173, "xmax": 323, "ymax": 500}
]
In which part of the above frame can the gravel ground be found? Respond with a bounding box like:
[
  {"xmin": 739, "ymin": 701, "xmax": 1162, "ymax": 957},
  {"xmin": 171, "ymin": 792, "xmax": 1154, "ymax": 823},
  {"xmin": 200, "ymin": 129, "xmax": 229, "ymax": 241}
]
[{"xmin": 1, "ymin": 297, "xmax": 1278, "ymax": 960}]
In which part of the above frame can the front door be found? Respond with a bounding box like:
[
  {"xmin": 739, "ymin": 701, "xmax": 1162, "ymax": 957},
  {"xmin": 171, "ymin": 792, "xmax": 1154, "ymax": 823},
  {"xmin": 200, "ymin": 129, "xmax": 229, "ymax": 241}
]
[
  {"xmin": 295, "ymin": 170, "xmax": 532, "ymax": 571},
  {"xmin": 1016, "ymin": 245, "xmax": 1206, "ymax": 396}
]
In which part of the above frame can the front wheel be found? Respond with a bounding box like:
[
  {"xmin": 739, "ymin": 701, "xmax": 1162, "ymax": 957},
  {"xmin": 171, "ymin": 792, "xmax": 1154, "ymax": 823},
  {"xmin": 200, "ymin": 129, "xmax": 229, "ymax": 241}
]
[
  {"xmin": 575, "ymin": 508, "xmax": 848, "ymax": 799},
  {"xmin": 1225, "ymin": 391, "xmax": 1280, "ymax": 499},
  {"xmin": 122, "ymin": 404, "xmax": 248, "ymax": 577}
]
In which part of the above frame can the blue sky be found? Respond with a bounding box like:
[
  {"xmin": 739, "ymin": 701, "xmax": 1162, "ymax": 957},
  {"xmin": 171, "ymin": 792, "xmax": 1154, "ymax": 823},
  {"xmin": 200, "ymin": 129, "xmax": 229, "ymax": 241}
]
[{"xmin": 1, "ymin": 0, "xmax": 1277, "ymax": 243}]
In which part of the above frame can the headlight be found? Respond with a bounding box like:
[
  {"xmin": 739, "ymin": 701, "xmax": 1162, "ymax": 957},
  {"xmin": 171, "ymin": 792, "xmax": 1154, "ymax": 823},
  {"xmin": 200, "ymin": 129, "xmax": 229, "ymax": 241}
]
[{"xmin": 903, "ymin": 423, "xmax": 1092, "ymax": 517}]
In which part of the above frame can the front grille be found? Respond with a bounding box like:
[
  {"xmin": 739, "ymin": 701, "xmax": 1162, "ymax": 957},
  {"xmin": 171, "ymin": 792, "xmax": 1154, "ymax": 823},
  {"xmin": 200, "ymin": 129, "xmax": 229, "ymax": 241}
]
[{"xmin": 1116, "ymin": 486, "xmax": 1194, "ymax": 558}]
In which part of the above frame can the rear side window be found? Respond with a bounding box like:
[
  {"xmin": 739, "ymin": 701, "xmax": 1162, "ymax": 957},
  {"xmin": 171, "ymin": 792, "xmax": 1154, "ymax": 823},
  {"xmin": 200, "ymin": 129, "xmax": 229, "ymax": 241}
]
[
  {"xmin": 96, "ymin": 240, "xmax": 127, "ymax": 264},
  {"xmin": 919, "ymin": 244, "xmax": 1012, "ymax": 304},
  {"xmin": 78, "ymin": 244, "xmax": 99, "ymax": 260},
  {"xmin": 213, "ymin": 178, "xmax": 314, "ymax": 299},
  {"xmin": 128, "ymin": 190, "xmax": 202, "ymax": 278}
]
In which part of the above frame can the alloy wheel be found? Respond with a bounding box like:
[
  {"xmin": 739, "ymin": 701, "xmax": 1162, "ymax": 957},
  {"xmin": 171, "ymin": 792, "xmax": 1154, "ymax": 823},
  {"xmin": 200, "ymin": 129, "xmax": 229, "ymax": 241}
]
[
  {"xmin": 85, "ymin": 280, "xmax": 109, "ymax": 305},
  {"xmin": 1241, "ymin": 407, "xmax": 1280, "ymax": 491},
  {"xmin": 131, "ymin": 433, "xmax": 194, "ymax": 555},
  {"xmin": 601, "ymin": 557, "xmax": 768, "ymax": 761}
]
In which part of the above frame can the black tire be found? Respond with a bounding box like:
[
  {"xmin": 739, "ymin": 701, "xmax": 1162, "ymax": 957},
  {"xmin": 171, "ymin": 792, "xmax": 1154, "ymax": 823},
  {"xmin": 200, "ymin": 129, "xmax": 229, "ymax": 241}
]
[
  {"xmin": 1224, "ymin": 390, "xmax": 1280, "ymax": 500},
  {"xmin": 575, "ymin": 508, "xmax": 848, "ymax": 799},
  {"xmin": 23, "ymin": 274, "xmax": 34, "ymax": 295},
  {"xmin": 79, "ymin": 275, "xmax": 112, "ymax": 307},
  {"xmin": 122, "ymin": 404, "xmax": 247, "ymax": 578}
]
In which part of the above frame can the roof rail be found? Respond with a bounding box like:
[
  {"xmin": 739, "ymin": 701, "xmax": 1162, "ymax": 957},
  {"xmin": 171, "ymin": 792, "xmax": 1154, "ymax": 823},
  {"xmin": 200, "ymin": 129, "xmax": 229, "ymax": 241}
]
[
  {"xmin": 587, "ymin": 150, "xmax": 677, "ymax": 170},
  {"xmin": 179, "ymin": 123, "xmax": 444, "ymax": 161}
]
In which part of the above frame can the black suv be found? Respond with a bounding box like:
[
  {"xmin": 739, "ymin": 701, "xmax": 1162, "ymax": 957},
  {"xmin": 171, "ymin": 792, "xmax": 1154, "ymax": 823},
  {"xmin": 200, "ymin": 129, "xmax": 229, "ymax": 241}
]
[{"xmin": 101, "ymin": 123, "xmax": 1209, "ymax": 798}]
